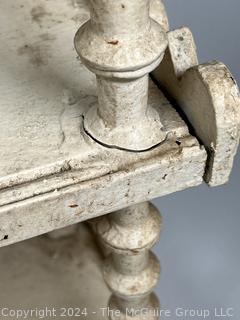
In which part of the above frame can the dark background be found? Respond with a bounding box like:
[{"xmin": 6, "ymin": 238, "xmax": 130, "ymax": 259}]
[{"xmin": 153, "ymin": 0, "xmax": 240, "ymax": 318}]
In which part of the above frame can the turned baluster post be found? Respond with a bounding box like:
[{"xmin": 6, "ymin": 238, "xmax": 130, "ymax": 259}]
[
  {"xmin": 96, "ymin": 202, "xmax": 162, "ymax": 319},
  {"xmin": 75, "ymin": 0, "xmax": 168, "ymax": 151},
  {"xmin": 75, "ymin": 0, "xmax": 168, "ymax": 318}
]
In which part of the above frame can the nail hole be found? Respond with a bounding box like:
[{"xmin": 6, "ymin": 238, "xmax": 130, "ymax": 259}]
[{"xmin": 176, "ymin": 140, "xmax": 182, "ymax": 146}]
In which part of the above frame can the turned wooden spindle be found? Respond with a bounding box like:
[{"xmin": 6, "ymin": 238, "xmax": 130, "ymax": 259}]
[
  {"xmin": 75, "ymin": 0, "xmax": 168, "ymax": 151},
  {"xmin": 96, "ymin": 202, "xmax": 162, "ymax": 319}
]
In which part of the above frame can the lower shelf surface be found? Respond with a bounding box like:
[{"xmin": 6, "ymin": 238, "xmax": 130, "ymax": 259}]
[{"xmin": 0, "ymin": 224, "xmax": 110, "ymax": 319}]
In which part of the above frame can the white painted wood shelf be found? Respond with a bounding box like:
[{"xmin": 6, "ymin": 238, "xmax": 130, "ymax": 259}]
[
  {"xmin": 0, "ymin": 0, "xmax": 207, "ymax": 247},
  {"xmin": 1, "ymin": 1, "xmax": 239, "ymax": 318},
  {"xmin": 0, "ymin": 223, "xmax": 109, "ymax": 319}
]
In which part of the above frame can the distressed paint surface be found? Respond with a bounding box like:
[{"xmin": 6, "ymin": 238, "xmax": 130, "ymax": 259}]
[
  {"xmin": 96, "ymin": 202, "xmax": 162, "ymax": 318},
  {"xmin": 0, "ymin": 223, "xmax": 110, "ymax": 319},
  {"xmin": 0, "ymin": 0, "xmax": 185, "ymax": 188},
  {"xmin": 153, "ymin": 28, "xmax": 240, "ymax": 186},
  {"xmin": 74, "ymin": 0, "xmax": 169, "ymax": 150},
  {"xmin": 1, "ymin": 1, "xmax": 238, "ymax": 317},
  {"xmin": 0, "ymin": 0, "xmax": 208, "ymax": 248},
  {"xmin": 0, "ymin": 137, "xmax": 206, "ymax": 247}
]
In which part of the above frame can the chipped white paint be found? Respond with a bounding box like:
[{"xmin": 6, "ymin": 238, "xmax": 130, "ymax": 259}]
[
  {"xmin": 167, "ymin": 27, "xmax": 198, "ymax": 78},
  {"xmin": 96, "ymin": 202, "xmax": 161, "ymax": 319},
  {"xmin": 75, "ymin": 0, "xmax": 169, "ymax": 151},
  {"xmin": 0, "ymin": 0, "xmax": 208, "ymax": 249},
  {"xmin": 0, "ymin": 0, "xmax": 239, "ymax": 316},
  {"xmin": 0, "ymin": 137, "xmax": 207, "ymax": 247},
  {"xmin": 153, "ymin": 27, "xmax": 240, "ymax": 186}
]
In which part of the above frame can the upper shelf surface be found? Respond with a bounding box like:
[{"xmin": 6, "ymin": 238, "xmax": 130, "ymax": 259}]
[
  {"xmin": 0, "ymin": 0, "xmax": 189, "ymax": 191},
  {"xmin": 0, "ymin": 0, "xmax": 209, "ymax": 247},
  {"xmin": 0, "ymin": 0, "xmax": 94, "ymax": 181}
]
